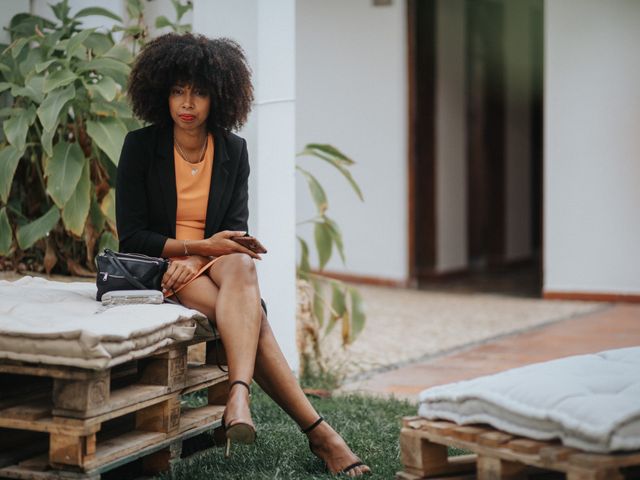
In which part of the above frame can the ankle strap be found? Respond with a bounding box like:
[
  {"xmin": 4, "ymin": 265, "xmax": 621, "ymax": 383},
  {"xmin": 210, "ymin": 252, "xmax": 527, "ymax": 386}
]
[
  {"xmin": 229, "ymin": 380, "xmax": 251, "ymax": 392},
  {"xmin": 301, "ymin": 416, "xmax": 324, "ymax": 434}
]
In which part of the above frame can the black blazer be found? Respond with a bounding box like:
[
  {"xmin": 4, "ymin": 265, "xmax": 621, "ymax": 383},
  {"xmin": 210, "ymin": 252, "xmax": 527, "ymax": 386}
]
[{"xmin": 115, "ymin": 124, "xmax": 250, "ymax": 257}]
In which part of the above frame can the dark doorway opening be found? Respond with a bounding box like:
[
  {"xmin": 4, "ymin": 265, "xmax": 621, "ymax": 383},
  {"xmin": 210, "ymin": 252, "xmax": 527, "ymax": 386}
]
[
  {"xmin": 466, "ymin": 0, "xmax": 505, "ymax": 269},
  {"xmin": 408, "ymin": 0, "xmax": 544, "ymax": 297}
]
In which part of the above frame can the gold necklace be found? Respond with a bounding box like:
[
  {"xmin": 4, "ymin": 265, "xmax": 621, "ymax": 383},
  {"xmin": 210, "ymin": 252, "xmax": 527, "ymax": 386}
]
[{"xmin": 175, "ymin": 134, "xmax": 208, "ymax": 176}]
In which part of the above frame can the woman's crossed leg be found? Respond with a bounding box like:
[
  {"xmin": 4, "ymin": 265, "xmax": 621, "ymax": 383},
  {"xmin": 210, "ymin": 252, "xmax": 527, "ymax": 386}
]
[{"xmin": 173, "ymin": 253, "xmax": 370, "ymax": 476}]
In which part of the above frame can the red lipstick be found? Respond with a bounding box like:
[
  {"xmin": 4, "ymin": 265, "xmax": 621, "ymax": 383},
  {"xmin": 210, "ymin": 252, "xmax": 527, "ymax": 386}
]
[{"xmin": 179, "ymin": 114, "xmax": 195, "ymax": 122}]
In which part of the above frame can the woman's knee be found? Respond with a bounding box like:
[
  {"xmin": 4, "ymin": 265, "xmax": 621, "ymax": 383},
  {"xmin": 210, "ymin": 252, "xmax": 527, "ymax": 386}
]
[{"xmin": 218, "ymin": 253, "xmax": 257, "ymax": 280}]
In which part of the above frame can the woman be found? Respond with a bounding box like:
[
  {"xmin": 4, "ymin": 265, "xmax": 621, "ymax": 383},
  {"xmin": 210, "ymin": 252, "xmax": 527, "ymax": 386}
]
[{"xmin": 116, "ymin": 33, "xmax": 371, "ymax": 477}]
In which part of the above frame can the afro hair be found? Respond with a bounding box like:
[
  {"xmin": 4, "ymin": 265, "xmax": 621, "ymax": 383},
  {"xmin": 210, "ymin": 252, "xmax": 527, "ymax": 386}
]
[{"xmin": 127, "ymin": 33, "xmax": 253, "ymax": 132}]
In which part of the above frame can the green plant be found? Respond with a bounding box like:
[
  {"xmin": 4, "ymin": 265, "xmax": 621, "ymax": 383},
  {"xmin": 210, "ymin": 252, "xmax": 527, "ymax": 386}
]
[
  {"xmin": 0, "ymin": 0, "xmax": 191, "ymax": 275},
  {"xmin": 154, "ymin": 0, "xmax": 193, "ymax": 34},
  {"xmin": 296, "ymin": 144, "xmax": 366, "ymax": 378}
]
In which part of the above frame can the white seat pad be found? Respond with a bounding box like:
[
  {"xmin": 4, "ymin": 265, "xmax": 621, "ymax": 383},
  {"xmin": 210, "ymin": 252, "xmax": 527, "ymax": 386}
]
[
  {"xmin": 0, "ymin": 276, "xmax": 214, "ymax": 369},
  {"xmin": 418, "ymin": 347, "xmax": 640, "ymax": 453}
]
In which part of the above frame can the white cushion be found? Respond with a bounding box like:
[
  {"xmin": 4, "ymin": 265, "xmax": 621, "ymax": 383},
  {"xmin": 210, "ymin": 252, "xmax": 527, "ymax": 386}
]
[
  {"xmin": 418, "ymin": 347, "xmax": 640, "ymax": 453},
  {"xmin": 0, "ymin": 276, "xmax": 214, "ymax": 369}
]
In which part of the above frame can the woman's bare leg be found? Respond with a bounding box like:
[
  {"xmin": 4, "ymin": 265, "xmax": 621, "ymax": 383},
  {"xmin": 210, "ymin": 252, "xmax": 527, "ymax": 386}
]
[
  {"xmin": 173, "ymin": 253, "xmax": 261, "ymax": 429},
  {"xmin": 205, "ymin": 253, "xmax": 262, "ymax": 429},
  {"xmin": 253, "ymin": 312, "xmax": 371, "ymax": 476},
  {"xmin": 173, "ymin": 265, "xmax": 370, "ymax": 476}
]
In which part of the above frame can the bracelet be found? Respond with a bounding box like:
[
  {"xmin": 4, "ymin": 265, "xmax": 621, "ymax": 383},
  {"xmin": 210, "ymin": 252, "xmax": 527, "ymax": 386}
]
[{"xmin": 183, "ymin": 240, "xmax": 190, "ymax": 256}]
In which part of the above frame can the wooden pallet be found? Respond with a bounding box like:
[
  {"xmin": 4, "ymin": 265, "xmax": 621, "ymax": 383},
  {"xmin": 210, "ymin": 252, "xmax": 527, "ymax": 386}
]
[
  {"xmin": 0, "ymin": 338, "xmax": 229, "ymax": 479},
  {"xmin": 397, "ymin": 417, "xmax": 640, "ymax": 480}
]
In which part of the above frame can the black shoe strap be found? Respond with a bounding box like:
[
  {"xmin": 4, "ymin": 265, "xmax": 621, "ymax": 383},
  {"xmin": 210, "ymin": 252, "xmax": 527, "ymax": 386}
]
[
  {"xmin": 301, "ymin": 416, "xmax": 324, "ymax": 434},
  {"xmin": 229, "ymin": 380, "xmax": 251, "ymax": 393},
  {"xmin": 340, "ymin": 461, "xmax": 364, "ymax": 474}
]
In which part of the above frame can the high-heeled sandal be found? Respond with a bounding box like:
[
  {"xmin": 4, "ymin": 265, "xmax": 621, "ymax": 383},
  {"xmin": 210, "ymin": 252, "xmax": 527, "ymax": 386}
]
[
  {"xmin": 301, "ymin": 416, "xmax": 367, "ymax": 476},
  {"xmin": 222, "ymin": 380, "xmax": 256, "ymax": 458}
]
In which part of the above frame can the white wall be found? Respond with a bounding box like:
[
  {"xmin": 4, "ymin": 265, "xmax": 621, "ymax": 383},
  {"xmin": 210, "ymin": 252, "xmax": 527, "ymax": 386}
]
[
  {"xmin": 193, "ymin": 0, "xmax": 298, "ymax": 369},
  {"xmin": 545, "ymin": 0, "xmax": 640, "ymax": 295},
  {"xmin": 435, "ymin": 0, "xmax": 467, "ymax": 272},
  {"xmin": 296, "ymin": 0, "xmax": 408, "ymax": 282}
]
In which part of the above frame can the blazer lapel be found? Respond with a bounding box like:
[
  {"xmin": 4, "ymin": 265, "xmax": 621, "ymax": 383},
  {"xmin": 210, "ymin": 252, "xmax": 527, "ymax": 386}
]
[
  {"xmin": 155, "ymin": 126, "xmax": 177, "ymax": 237},
  {"xmin": 205, "ymin": 129, "xmax": 232, "ymax": 237}
]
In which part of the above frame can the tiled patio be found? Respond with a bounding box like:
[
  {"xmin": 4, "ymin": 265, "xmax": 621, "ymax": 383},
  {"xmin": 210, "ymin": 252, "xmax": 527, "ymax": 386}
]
[{"xmin": 341, "ymin": 303, "xmax": 640, "ymax": 401}]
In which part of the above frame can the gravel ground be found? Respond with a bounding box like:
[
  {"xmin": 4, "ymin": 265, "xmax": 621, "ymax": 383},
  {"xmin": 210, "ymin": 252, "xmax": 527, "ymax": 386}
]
[{"xmin": 316, "ymin": 284, "xmax": 604, "ymax": 380}]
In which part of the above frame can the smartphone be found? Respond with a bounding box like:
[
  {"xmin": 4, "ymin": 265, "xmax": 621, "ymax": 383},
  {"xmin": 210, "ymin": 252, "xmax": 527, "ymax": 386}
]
[{"xmin": 231, "ymin": 235, "xmax": 267, "ymax": 254}]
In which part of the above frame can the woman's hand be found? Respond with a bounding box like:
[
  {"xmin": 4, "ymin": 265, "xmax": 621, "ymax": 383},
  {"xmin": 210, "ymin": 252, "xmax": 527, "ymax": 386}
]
[
  {"xmin": 162, "ymin": 256, "xmax": 209, "ymax": 294},
  {"xmin": 194, "ymin": 230, "xmax": 262, "ymax": 260}
]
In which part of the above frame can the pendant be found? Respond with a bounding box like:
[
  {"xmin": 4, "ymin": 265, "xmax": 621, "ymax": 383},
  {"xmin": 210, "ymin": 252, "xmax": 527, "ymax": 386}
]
[{"xmin": 191, "ymin": 167, "xmax": 198, "ymax": 176}]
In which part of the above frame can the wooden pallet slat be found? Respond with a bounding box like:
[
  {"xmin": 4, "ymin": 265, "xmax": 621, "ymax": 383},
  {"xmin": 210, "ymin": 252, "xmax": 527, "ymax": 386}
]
[
  {"xmin": 507, "ymin": 438, "xmax": 548, "ymax": 455},
  {"xmin": 478, "ymin": 430, "xmax": 513, "ymax": 448},
  {"xmin": 397, "ymin": 417, "xmax": 640, "ymax": 480},
  {"xmin": 0, "ymin": 336, "xmax": 228, "ymax": 480}
]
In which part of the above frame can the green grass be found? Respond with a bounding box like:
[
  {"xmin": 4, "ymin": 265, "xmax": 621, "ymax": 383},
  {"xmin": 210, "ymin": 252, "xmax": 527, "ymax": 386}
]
[{"xmin": 163, "ymin": 387, "xmax": 418, "ymax": 479}]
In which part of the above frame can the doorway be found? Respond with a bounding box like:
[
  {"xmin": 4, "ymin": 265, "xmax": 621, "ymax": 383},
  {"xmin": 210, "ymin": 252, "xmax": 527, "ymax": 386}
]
[{"xmin": 408, "ymin": 0, "xmax": 544, "ymax": 297}]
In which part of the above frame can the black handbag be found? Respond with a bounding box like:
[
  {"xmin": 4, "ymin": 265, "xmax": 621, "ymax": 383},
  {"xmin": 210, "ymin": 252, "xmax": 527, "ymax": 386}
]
[{"xmin": 95, "ymin": 249, "xmax": 169, "ymax": 301}]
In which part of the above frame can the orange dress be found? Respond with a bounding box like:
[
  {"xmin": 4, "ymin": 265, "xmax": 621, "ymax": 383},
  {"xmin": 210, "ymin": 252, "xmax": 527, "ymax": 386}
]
[{"xmin": 168, "ymin": 133, "xmax": 222, "ymax": 296}]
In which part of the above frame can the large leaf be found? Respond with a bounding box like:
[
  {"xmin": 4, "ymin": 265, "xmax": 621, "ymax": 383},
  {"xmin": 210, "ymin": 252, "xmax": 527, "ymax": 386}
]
[
  {"xmin": 326, "ymin": 282, "xmax": 346, "ymax": 336},
  {"xmin": 66, "ymin": 29, "xmax": 94, "ymax": 59},
  {"xmin": 83, "ymin": 32, "xmax": 113, "ymax": 56},
  {"xmin": 41, "ymin": 30, "xmax": 65, "ymax": 53},
  {"xmin": 297, "ymin": 166, "xmax": 328, "ymax": 214},
  {"xmin": 51, "ymin": 1, "xmax": 71, "ymax": 22},
  {"xmin": 24, "ymin": 105, "xmax": 37, "ymax": 126},
  {"xmin": 16, "ymin": 205, "xmax": 60, "ymax": 250},
  {"xmin": 77, "ymin": 57, "xmax": 129, "ymax": 77},
  {"xmin": 45, "ymin": 140, "xmax": 85, "ymax": 207},
  {"xmin": 155, "ymin": 16, "xmax": 173, "ymax": 29},
  {"xmin": 0, "ymin": 207, "xmax": 12, "ymax": 255},
  {"xmin": 37, "ymin": 84, "xmax": 75, "ymax": 131},
  {"xmin": 297, "ymin": 236, "xmax": 311, "ymax": 275},
  {"xmin": 348, "ymin": 286, "xmax": 366, "ymax": 342},
  {"xmin": 86, "ymin": 118, "xmax": 127, "ymax": 165},
  {"xmin": 0, "ymin": 145, "xmax": 23, "ymax": 203},
  {"xmin": 3, "ymin": 113, "xmax": 29, "ymax": 151},
  {"xmin": 35, "ymin": 59, "xmax": 60, "ymax": 74},
  {"xmin": 74, "ymin": 7, "xmax": 123, "ymax": 23},
  {"xmin": 43, "ymin": 68, "xmax": 77, "ymax": 93},
  {"xmin": 172, "ymin": 0, "xmax": 192, "ymax": 21},
  {"xmin": 314, "ymin": 221, "xmax": 333, "ymax": 270},
  {"xmin": 10, "ymin": 37, "xmax": 30, "ymax": 59},
  {"xmin": 41, "ymin": 125, "xmax": 56, "ymax": 157},
  {"xmin": 325, "ymin": 216, "xmax": 346, "ymax": 264},
  {"xmin": 12, "ymin": 74, "xmax": 45, "ymax": 104},
  {"xmin": 299, "ymin": 145, "xmax": 363, "ymax": 201},
  {"xmin": 302, "ymin": 144, "xmax": 355, "ymax": 166},
  {"xmin": 100, "ymin": 188, "xmax": 116, "ymax": 228},
  {"xmin": 103, "ymin": 44, "xmax": 133, "ymax": 64},
  {"xmin": 19, "ymin": 48, "xmax": 44, "ymax": 79},
  {"xmin": 61, "ymin": 162, "xmax": 90, "ymax": 236},
  {"xmin": 8, "ymin": 14, "xmax": 55, "ymax": 40},
  {"xmin": 86, "ymin": 76, "xmax": 117, "ymax": 102},
  {"xmin": 331, "ymin": 161, "xmax": 363, "ymax": 201}
]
